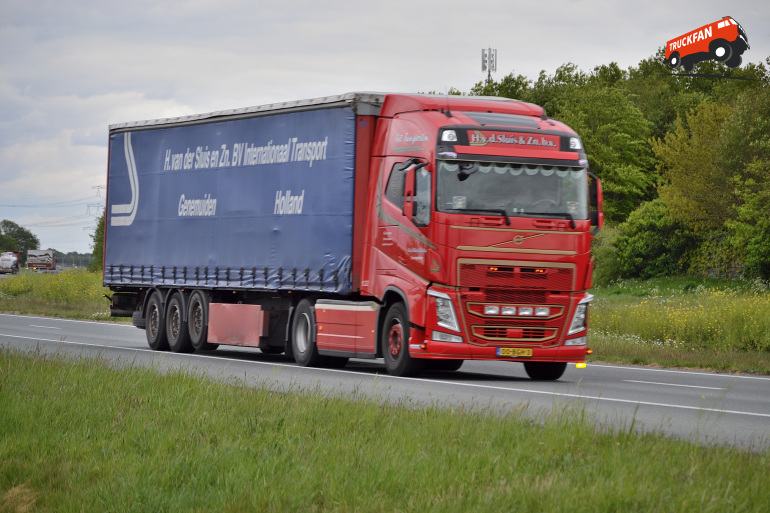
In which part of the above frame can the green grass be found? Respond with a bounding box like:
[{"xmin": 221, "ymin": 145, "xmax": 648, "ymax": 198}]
[
  {"xmin": 1, "ymin": 348, "xmax": 768, "ymax": 512},
  {"xmin": 0, "ymin": 270, "xmax": 114, "ymax": 321},
  {"xmin": 591, "ymin": 277, "xmax": 770, "ymax": 374}
]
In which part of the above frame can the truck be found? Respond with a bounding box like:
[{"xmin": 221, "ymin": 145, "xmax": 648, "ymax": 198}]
[
  {"xmin": 665, "ymin": 16, "xmax": 749, "ymax": 71},
  {"xmin": 0, "ymin": 251, "xmax": 19, "ymax": 274},
  {"xmin": 104, "ymin": 92, "xmax": 603, "ymax": 380},
  {"xmin": 27, "ymin": 249, "xmax": 57, "ymax": 272}
]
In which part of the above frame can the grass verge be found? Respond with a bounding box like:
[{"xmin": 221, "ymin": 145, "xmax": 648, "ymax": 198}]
[
  {"xmin": 1, "ymin": 348, "xmax": 768, "ymax": 512},
  {"xmin": 591, "ymin": 277, "xmax": 770, "ymax": 374}
]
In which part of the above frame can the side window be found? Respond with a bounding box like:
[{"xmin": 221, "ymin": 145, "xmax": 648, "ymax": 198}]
[
  {"xmin": 414, "ymin": 168, "xmax": 431, "ymax": 226},
  {"xmin": 385, "ymin": 163, "xmax": 406, "ymax": 208}
]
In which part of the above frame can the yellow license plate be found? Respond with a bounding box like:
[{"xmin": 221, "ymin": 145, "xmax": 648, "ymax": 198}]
[{"xmin": 496, "ymin": 347, "xmax": 532, "ymax": 357}]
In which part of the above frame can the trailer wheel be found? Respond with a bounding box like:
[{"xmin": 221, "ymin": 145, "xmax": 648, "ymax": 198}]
[
  {"xmin": 381, "ymin": 302, "xmax": 423, "ymax": 377},
  {"xmin": 146, "ymin": 292, "xmax": 169, "ymax": 351},
  {"xmin": 523, "ymin": 362, "xmax": 567, "ymax": 381},
  {"xmin": 292, "ymin": 299, "xmax": 322, "ymax": 367},
  {"xmin": 188, "ymin": 290, "xmax": 218, "ymax": 351},
  {"xmin": 167, "ymin": 293, "xmax": 193, "ymax": 353}
]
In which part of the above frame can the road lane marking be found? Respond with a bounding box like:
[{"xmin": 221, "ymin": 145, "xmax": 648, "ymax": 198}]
[
  {"xmin": 592, "ymin": 363, "xmax": 770, "ymax": 381},
  {"xmin": 623, "ymin": 379, "xmax": 724, "ymax": 391},
  {"xmin": 5, "ymin": 335, "xmax": 770, "ymax": 420},
  {"xmin": 29, "ymin": 325, "xmax": 61, "ymax": 330}
]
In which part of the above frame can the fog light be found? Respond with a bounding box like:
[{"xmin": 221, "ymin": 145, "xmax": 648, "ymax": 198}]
[
  {"xmin": 502, "ymin": 306, "xmax": 516, "ymax": 316},
  {"xmin": 564, "ymin": 336, "xmax": 587, "ymax": 346},
  {"xmin": 432, "ymin": 331, "xmax": 463, "ymax": 343},
  {"xmin": 535, "ymin": 307, "xmax": 550, "ymax": 317},
  {"xmin": 519, "ymin": 307, "xmax": 533, "ymax": 316},
  {"xmin": 484, "ymin": 305, "xmax": 500, "ymax": 315}
]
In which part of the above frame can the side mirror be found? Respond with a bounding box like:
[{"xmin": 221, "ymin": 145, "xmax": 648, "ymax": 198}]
[{"xmin": 588, "ymin": 172, "xmax": 604, "ymax": 236}]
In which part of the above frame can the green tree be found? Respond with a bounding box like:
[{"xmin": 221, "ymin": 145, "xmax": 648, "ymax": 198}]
[
  {"xmin": 89, "ymin": 208, "xmax": 105, "ymax": 272},
  {"xmin": 0, "ymin": 220, "xmax": 40, "ymax": 265},
  {"xmin": 558, "ymin": 84, "xmax": 656, "ymax": 223},
  {"xmin": 614, "ymin": 199, "xmax": 698, "ymax": 279},
  {"xmin": 469, "ymin": 71, "xmax": 531, "ymax": 99},
  {"xmin": 651, "ymin": 101, "xmax": 734, "ymax": 234},
  {"xmin": 721, "ymin": 87, "xmax": 770, "ymax": 279}
]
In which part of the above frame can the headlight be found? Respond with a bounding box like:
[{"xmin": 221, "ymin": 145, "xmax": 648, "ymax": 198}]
[
  {"xmin": 428, "ymin": 289, "xmax": 460, "ymax": 332},
  {"xmin": 442, "ymin": 130, "xmax": 458, "ymax": 142},
  {"xmin": 568, "ymin": 294, "xmax": 593, "ymax": 335}
]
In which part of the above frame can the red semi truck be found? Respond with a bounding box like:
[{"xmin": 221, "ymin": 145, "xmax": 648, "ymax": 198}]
[{"xmin": 104, "ymin": 92, "xmax": 603, "ymax": 380}]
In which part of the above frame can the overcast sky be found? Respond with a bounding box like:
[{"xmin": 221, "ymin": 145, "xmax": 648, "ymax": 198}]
[{"xmin": 1, "ymin": 0, "xmax": 768, "ymax": 254}]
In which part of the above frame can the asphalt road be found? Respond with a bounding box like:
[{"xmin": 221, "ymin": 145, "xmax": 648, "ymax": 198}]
[{"xmin": 1, "ymin": 313, "xmax": 768, "ymax": 450}]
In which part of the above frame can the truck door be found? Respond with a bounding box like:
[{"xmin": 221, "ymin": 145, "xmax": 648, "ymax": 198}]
[{"xmin": 377, "ymin": 158, "xmax": 434, "ymax": 278}]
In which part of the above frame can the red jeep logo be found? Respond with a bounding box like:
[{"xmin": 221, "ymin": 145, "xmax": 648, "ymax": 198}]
[{"xmin": 665, "ymin": 16, "xmax": 749, "ymax": 71}]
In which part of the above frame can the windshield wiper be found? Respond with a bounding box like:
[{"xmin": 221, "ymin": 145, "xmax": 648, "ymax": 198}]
[
  {"xmin": 527, "ymin": 211, "xmax": 576, "ymax": 229},
  {"xmin": 453, "ymin": 208, "xmax": 510, "ymax": 225}
]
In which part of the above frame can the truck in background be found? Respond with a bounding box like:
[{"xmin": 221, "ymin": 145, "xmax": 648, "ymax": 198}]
[
  {"xmin": 0, "ymin": 251, "xmax": 19, "ymax": 274},
  {"xmin": 104, "ymin": 92, "xmax": 603, "ymax": 380},
  {"xmin": 27, "ymin": 249, "xmax": 57, "ymax": 272}
]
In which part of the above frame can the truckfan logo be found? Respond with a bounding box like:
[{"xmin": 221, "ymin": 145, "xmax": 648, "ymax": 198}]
[
  {"xmin": 665, "ymin": 16, "xmax": 749, "ymax": 72},
  {"xmin": 111, "ymin": 132, "xmax": 139, "ymax": 227}
]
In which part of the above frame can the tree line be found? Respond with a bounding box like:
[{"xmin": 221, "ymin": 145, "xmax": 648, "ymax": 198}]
[{"xmin": 457, "ymin": 49, "xmax": 770, "ymax": 283}]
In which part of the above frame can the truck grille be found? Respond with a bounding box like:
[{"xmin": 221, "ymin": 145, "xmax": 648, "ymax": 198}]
[{"xmin": 458, "ymin": 262, "xmax": 574, "ymax": 348}]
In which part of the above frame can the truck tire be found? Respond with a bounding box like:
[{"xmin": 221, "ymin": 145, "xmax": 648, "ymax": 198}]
[
  {"xmin": 381, "ymin": 302, "xmax": 423, "ymax": 377},
  {"xmin": 166, "ymin": 293, "xmax": 193, "ymax": 353},
  {"xmin": 292, "ymin": 299, "xmax": 323, "ymax": 367},
  {"xmin": 146, "ymin": 291, "xmax": 169, "ymax": 351},
  {"xmin": 523, "ymin": 362, "xmax": 567, "ymax": 381},
  {"xmin": 667, "ymin": 51, "xmax": 681, "ymax": 69},
  {"xmin": 188, "ymin": 290, "xmax": 218, "ymax": 351},
  {"xmin": 709, "ymin": 39, "xmax": 732, "ymax": 62}
]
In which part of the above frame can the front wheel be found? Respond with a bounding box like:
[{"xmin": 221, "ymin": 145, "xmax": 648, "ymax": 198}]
[
  {"xmin": 381, "ymin": 302, "xmax": 423, "ymax": 377},
  {"xmin": 709, "ymin": 39, "xmax": 732, "ymax": 62},
  {"xmin": 523, "ymin": 362, "xmax": 567, "ymax": 381}
]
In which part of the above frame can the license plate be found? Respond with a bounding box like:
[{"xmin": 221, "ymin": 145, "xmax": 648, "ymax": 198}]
[{"xmin": 496, "ymin": 347, "xmax": 532, "ymax": 357}]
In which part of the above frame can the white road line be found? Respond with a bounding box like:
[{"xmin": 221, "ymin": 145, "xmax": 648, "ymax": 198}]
[
  {"xmin": 623, "ymin": 379, "xmax": 724, "ymax": 391},
  {"xmin": 5, "ymin": 335, "xmax": 770, "ymax": 420},
  {"xmin": 592, "ymin": 363, "xmax": 770, "ymax": 381},
  {"xmin": 29, "ymin": 325, "xmax": 61, "ymax": 330}
]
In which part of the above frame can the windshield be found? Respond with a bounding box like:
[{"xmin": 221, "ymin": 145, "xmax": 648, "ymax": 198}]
[{"xmin": 436, "ymin": 160, "xmax": 589, "ymax": 220}]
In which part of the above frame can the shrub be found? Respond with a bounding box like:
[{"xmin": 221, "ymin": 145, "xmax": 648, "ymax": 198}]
[{"xmin": 614, "ymin": 199, "xmax": 697, "ymax": 279}]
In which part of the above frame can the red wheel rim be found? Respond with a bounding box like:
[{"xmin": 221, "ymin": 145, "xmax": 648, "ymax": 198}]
[{"xmin": 388, "ymin": 322, "xmax": 402, "ymax": 356}]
